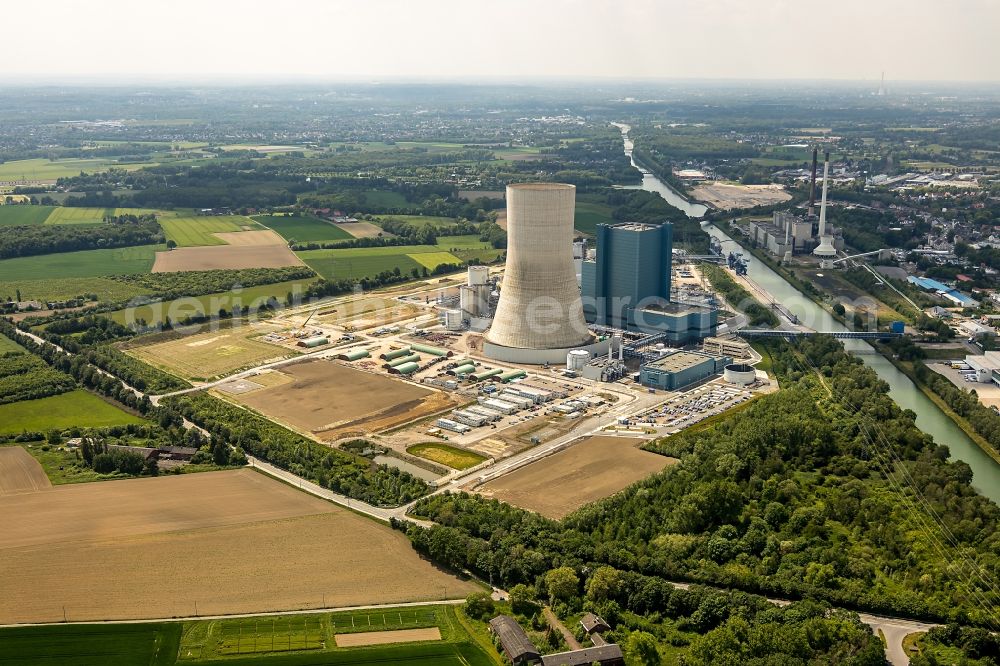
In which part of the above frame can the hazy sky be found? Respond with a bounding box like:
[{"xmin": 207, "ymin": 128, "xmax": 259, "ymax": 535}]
[{"xmin": 4, "ymin": 0, "xmax": 998, "ymax": 83}]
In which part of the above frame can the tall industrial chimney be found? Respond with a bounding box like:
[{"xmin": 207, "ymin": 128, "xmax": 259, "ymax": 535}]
[
  {"xmin": 813, "ymin": 151, "xmax": 836, "ymax": 257},
  {"xmin": 485, "ymin": 183, "xmax": 592, "ymax": 359},
  {"xmin": 807, "ymin": 148, "xmax": 818, "ymax": 216}
]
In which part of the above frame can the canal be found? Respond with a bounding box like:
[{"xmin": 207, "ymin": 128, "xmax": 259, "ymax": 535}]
[{"xmin": 615, "ymin": 124, "xmax": 1000, "ymax": 502}]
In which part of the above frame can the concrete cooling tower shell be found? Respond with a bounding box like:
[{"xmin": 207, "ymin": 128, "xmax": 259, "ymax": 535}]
[{"xmin": 485, "ymin": 183, "xmax": 594, "ymax": 362}]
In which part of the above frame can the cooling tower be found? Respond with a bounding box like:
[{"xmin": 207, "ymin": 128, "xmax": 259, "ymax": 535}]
[{"xmin": 485, "ymin": 183, "xmax": 593, "ymax": 359}]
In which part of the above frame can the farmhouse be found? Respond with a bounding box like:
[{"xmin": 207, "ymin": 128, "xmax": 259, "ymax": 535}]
[
  {"xmin": 579, "ymin": 612, "xmax": 610, "ymax": 636},
  {"xmin": 488, "ymin": 615, "xmax": 540, "ymax": 665},
  {"xmin": 108, "ymin": 444, "xmax": 159, "ymax": 462},
  {"xmin": 157, "ymin": 445, "xmax": 198, "ymax": 461},
  {"xmin": 540, "ymin": 645, "xmax": 625, "ymax": 666}
]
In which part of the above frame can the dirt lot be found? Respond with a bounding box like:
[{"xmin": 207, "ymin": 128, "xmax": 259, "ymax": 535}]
[
  {"xmin": 478, "ymin": 435, "xmax": 677, "ymax": 519},
  {"xmin": 152, "ymin": 244, "xmax": 304, "ymax": 272},
  {"xmin": 231, "ymin": 359, "xmax": 459, "ymax": 438},
  {"xmin": 0, "ymin": 446, "xmax": 51, "ymax": 495},
  {"xmin": 333, "ymin": 221, "xmax": 387, "ymax": 239},
  {"xmin": 212, "ymin": 229, "xmax": 288, "ymax": 246},
  {"xmin": 318, "ymin": 296, "xmax": 420, "ymax": 329},
  {"xmin": 691, "ymin": 183, "xmax": 791, "ymax": 211},
  {"xmin": 0, "ymin": 469, "xmax": 477, "ymax": 624},
  {"xmin": 334, "ymin": 628, "xmax": 442, "ymax": 647},
  {"xmin": 126, "ymin": 326, "xmax": 291, "ymax": 380}
]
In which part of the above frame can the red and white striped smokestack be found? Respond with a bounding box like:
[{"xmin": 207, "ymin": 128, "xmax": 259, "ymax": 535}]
[{"xmin": 808, "ymin": 148, "xmax": 818, "ymax": 216}]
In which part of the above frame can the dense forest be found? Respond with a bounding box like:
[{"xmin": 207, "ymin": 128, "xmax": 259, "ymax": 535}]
[
  {"xmin": 0, "ymin": 349, "xmax": 76, "ymax": 404},
  {"xmin": 404, "ymin": 336, "xmax": 1000, "ymax": 637},
  {"xmin": 162, "ymin": 392, "xmax": 429, "ymax": 506},
  {"xmin": 0, "ymin": 214, "xmax": 162, "ymax": 259}
]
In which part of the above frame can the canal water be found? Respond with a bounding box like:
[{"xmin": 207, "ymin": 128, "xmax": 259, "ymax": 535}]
[{"xmin": 614, "ymin": 124, "xmax": 1000, "ymax": 502}]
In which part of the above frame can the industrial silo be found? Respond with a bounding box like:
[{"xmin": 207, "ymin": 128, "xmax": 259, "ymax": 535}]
[{"xmin": 485, "ymin": 183, "xmax": 591, "ymax": 361}]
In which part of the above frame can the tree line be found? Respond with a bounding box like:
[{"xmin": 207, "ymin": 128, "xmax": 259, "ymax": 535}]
[{"xmin": 0, "ymin": 214, "xmax": 162, "ymax": 259}]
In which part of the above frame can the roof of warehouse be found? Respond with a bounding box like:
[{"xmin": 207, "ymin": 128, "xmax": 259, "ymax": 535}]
[{"xmin": 644, "ymin": 351, "xmax": 717, "ymax": 373}]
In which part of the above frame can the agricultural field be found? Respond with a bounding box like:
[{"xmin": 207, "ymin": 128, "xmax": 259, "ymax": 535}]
[
  {"xmin": 125, "ymin": 325, "xmax": 292, "ymax": 381},
  {"xmin": 298, "ymin": 237, "xmax": 487, "ymax": 280},
  {"xmin": 0, "ymin": 204, "xmax": 54, "ymax": 226},
  {"xmin": 334, "ymin": 221, "xmax": 390, "ymax": 238},
  {"xmin": 573, "ymin": 200, "xmax": 614, "ymax": 235},
  {"xmin": 0, "ymin": 469, "xmax": 479, "ymax": 624},
  {"xmin": 477, "ymin": 435, "xmax": 677, "ymax": 519},
  {"xmin": 360, "ymin": 188, "xmax": 409, "ymax": 208},
  {"xmin": 152, "ymin": 241, "xmax": 304, "ymax": 273},
  {"xmin": 409, "ymin": 251, "xmax": 462, "ymax": 270},
  {"xmin": 106, "ymin": 278, "xmax": 318, "ymax": 327},
  {"xmin": 0, "ymin": 390, "xmax": 146, "ymax": 435},
  {"xmin": 378, "ymin": 214, "xmax": 458, "ymax": 228},
  {"xmin": 159, "ymin": 216, "xmax": 257, "ymax": 247},
  {"xmin": 407, "ymin": 443, "xmax": 487, "ymax": 470},
  {"xmin": 0, "ymin": 277, "xmax": 148, "ymax": 303},
  {"xmin": 0, "ymin": 333, "xmax": 25, "ymax": 354},
  {"xmin": 0, "ymin": 446, "xmax": 52, "ymax": 495},
  {"xmin": 44, "ymin": 206, "xmax": 113, "ymax": 225},
  {"xmin": 0, "ymin": 623, "xmax": 181, "ymax": 666},
  {"xmin": 0, "ymin": 157, "xmax": 156, "ymax": 183},
  {"xmin": 0, "ymin": 244, "xmax": 161, "ymax": 281},
  {"xmin": 230, "ymin": 359, "xmax": 459, "ymax": 439},
  {"xmin": 316, "ymin": 295, "xmax": 421, "ymax": 329},
  {"xmin": 254, "ymin": 213, "xmax": 354, "ymax": 242}
]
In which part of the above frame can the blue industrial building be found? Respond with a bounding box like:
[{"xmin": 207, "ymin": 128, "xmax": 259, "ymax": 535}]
[
  {"xmin": 581, "ymin": 222, "xmax": 716, "ymax": 342},
  {"xmin": 639, "ymin": 351, "xmax": 731, "ymax": 391}
]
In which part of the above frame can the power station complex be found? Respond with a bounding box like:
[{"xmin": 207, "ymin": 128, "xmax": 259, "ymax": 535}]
[{"xmin": 475, "ymin": 182, "xmax": 727, "ymax": 393}]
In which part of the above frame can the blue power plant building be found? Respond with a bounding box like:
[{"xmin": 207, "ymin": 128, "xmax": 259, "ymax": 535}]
[{"xmin": 581, "ymin": 223, "xmax": 716, "ymax": 343}]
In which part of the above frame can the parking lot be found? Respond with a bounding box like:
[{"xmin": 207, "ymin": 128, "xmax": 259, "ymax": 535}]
[{"xmin": 630, "ymin": 381, "xmax": 753, "ymax": 432}]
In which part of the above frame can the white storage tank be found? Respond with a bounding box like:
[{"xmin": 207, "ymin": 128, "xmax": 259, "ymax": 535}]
[
  {"xmin": 566, "ymin": 349, "xmax": 591, "ymax": 371},
  {"xmin": 468, "ymin": 265, "xmax": 489, "ymax": 286},
  {"xmin": 724, "ymin": 363, "xmax": 756, "ymax": 386},
  {"xmin": 459, "ymin": 285, "xmax": 478, "ymax": 316},
  {"xmin": 444, "ymin": 309, "xmax": 464, "ymax": 331}
]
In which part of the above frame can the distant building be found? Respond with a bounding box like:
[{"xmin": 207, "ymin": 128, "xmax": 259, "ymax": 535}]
[
  {"xmin": 702, "ymin": 336, "xmax": 751, "ymax": 359},
  {"xmin": 540, "ymin": 645, "xmax": 624, "ymax": 666},
  {"xmin": 107, "ymin": 445, "xmax": 159, "ymax": 462}
]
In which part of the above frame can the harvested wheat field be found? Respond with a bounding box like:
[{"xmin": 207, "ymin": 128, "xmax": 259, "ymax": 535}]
[
  {"xmin": 477, "ymin": 435, "xmax": 677, "ymax": 519},
  {"xmin": 333, "ymin": 221, "xmax": 387, "ymax": 238},
  {"xmin": 212, "ymin": 229, "xmax": 288, "ymax": 246},
  {"xmin": 126, "ymin": 326, "xmax": 291, "ymax": 380},
  {"xmin": 152, "ymin": 244, "xmax": 304, "ymax": 272},
  {"xmin": 0, "ymin": 469, "xmax": 477, "ymax": 624},
  {"xmin": 231, "ymin": 359, "xmax": 459, "ymax": 438},
  {"xmin": 335, "ymin": 628, "xmax": 442, "ymax": 647},
  {"xmin": 0, "ymin": 446, "xmax": 51, "ymax": 495}
]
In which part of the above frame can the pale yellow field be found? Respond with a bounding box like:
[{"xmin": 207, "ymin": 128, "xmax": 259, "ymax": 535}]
[
  {"xmin": 126, "ymin": 326, "xmax": 292, "ymax": 380},
  {"xmin": 0, "ymin": 469, "xmax": 478, "ymax": 623}
]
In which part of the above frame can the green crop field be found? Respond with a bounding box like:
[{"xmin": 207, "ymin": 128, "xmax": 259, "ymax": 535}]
[
  {"xmin": 159, "ymin": 216, "xmax": 256, "ymax": 247},
  {"xmin": 0, "ymin": 205, "xmax": 54, "ymax": 226},
  {"xmin": 44, "ymin": 207, "xmax": 114, "ymax": 225},
  {"xmin": 254, "ymin": 214, "xmax": 353, "ymax": 242},
  {"xmin": 407, "ymin": 443, "xmax": 487, "ymax": 470},
  {"xmin": 0, "ymin": 334, "xmax": 25, "ymax": 354},
  {"xmin": 0, "ymin": 157, "xmax": 156, "ymax": 182},
  {"xmin": 106, "ymin": 278, "xmax": 318, "ymax": 327},
  {"xmin": 408, "ymin": 251, "xmax": 462, "ymax": 270},
  {"xmin": 0, "ymin": 245, "xmax": 160, "ymax": 281},
  {"xmin": 0, "ymin": 623, "xmax": 180, "ymax": 666},
  {"xmin": 361, "ymin": 189, "xmax": 409, "ymax": 208},
  {"xmin": 177, "ymin": 605, "xmax": 497, "ymax": 665},
  {"xmin": 379, "ymin": 215, "xmax": 458, "ymax": 228},
  {"xmin": 0, "ymin": 389, "xmax": 146, "ymax": 434},
  {"xmin": 0, "ymin": 277, "xmax": 149, "ymax": 303},
  {"xmin": 298, "ymin": 237, "xmax": 494, "ymax": 280},
  {"xmin": 573, "ymin": 201, "xmax": 614, "ymax": 235}
]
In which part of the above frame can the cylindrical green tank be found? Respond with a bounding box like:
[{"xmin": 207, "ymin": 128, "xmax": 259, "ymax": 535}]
[
  {"xmin": 470, "ymin": 368, "xmax": 503, "ymax": 382},
  {"xmin": 380, "ymin": 347, "xmax": 412, "ymax": 361},
  {"xmin": 448, "ymin": 363, "xmax": 476, "ymax": 376},
  {"xmin": 391, "ymin": 361, "xmax": 420, "ymax": 375},
  {"xmin": 409, "ymin": 342, "xmax": 452, "ymax": 357},
  {"xmin": 499, "ymin": 370, "xmax": 527, "ymax": 382},
  {"xmin": 338, "ymin": 348, "xmax": 370, "ymax": 361},
  {"xmin": 385, "ymin": 353, "xmax": 421, "ymax": 368}
]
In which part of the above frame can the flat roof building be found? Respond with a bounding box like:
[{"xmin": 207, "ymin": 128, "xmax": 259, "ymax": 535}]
[{"xmin": 640, "ymin": 350, "xmax": 731, "ymax": 391}]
